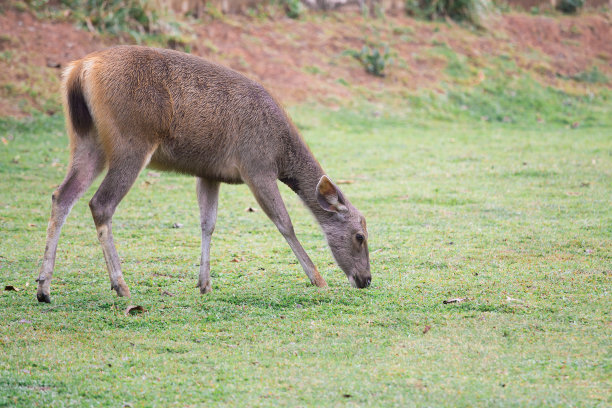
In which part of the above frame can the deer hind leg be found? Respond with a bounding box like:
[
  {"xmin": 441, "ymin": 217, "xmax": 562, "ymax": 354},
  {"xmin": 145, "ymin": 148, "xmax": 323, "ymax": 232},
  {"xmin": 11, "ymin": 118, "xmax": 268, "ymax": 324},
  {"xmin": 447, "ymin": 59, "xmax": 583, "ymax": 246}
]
[
  {"xmin": 88, "ymin": 145, "xmax": 156, "ymax": 298},
  {"xmin": 37, "ymin": 135, "xmax": 106, "ymax": 303},
  {"xmin": 196, "ymin": 178, "xmax": 220, "ymax": 294},
  {"xmin": 244, "ymin": 175, "xmax": 327, "ymax": 288}
]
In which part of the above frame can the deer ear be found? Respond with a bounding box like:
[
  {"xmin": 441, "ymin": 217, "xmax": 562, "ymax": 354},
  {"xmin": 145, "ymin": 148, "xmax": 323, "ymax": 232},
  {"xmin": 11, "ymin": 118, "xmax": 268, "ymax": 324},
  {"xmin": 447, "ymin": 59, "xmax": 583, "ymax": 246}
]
[{"xmin": 316, "ymin": 175, "xmax": 348, "ymax": 213}]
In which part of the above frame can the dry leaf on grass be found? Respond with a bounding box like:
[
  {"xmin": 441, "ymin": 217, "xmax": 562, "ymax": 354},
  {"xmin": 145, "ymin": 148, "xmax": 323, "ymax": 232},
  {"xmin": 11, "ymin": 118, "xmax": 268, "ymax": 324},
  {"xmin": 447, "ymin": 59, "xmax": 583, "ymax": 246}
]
[
  {"xmin": 423, "ymin": 325, "xmax": 431, "ymax": 334},
  {"xmin": 4, "ymin": 285, "xmax": 19, "ymax": 292},
  {"xmin": 336, "ymin": 180, "xmax": 354, "ymax": 184},
  {"xmin": 124, "ymin": 305, "xmax": 146, "ymax": 316}
]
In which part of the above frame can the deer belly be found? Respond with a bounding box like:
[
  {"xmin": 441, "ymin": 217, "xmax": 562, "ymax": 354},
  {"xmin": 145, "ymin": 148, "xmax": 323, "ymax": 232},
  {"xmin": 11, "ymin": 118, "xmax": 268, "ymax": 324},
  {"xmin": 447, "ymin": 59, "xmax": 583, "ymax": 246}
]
[{"xmin": 149, "ymin": 141, "xmax": 243, "ymax": 184}]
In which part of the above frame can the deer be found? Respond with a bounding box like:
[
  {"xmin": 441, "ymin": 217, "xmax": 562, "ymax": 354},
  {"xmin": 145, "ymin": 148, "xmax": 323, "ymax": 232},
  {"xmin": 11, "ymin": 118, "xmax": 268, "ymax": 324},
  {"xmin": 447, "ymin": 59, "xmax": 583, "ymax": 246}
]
[{"xmin": 36, "ymin": 45, "xmax": 371, "ymax": 303}]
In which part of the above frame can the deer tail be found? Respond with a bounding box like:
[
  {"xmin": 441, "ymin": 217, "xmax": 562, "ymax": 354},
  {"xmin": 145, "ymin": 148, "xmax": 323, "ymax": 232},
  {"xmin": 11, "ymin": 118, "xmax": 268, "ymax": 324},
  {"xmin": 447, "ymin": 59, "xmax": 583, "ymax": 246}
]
[{"xmin": 62, "ymin": 61, "xmax": 93, "ymax": 137}]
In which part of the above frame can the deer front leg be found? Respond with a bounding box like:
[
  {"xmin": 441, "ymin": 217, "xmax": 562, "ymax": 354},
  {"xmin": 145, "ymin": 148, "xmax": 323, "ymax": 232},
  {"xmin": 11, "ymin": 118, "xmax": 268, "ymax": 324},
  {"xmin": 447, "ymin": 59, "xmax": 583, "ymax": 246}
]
[
  {"xmin": 196, "ymin": 177, "xmax": 220, "ymax": 294},
  {"xmin": 245, "ymin": 176, "xmax": 327, "ymax": 288}
]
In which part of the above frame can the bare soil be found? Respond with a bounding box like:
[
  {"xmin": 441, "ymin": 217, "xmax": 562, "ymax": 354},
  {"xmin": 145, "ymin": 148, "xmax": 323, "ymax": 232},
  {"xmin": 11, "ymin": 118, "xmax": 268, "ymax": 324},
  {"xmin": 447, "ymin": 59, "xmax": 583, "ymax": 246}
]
[{"xmin": 0, "ymin": 7, "xmax": 610, "ymax": 117}]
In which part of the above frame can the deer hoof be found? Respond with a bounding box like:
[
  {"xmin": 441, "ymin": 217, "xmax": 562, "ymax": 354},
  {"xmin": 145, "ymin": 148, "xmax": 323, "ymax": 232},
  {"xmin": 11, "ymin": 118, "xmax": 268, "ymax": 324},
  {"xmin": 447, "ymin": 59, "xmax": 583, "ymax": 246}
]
[
  {"xmin": 314, "ymin": 279, "xmax": 328, "ymax": 288},
  {"xmin": 113, "ymin": 284, "xmax": 131, "ymax": 298},
  {"xmin": 198, "ymin": 282, "xmax": 212, "ymax": 294},
  {"xmin": 311, "ymin": 268, "xmax": 328, "ymax": 288},
  {"xmin": 37, "ymin": 292, "xmax": 51, "ymax": 303}
]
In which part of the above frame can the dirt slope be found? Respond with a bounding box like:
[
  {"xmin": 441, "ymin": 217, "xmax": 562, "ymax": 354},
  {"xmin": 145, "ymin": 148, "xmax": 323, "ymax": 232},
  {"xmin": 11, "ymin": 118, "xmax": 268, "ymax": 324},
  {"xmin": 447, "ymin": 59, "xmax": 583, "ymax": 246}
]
[{"xmin": 0, "ymin": 7, "xmax": 610, "ymax": 117}]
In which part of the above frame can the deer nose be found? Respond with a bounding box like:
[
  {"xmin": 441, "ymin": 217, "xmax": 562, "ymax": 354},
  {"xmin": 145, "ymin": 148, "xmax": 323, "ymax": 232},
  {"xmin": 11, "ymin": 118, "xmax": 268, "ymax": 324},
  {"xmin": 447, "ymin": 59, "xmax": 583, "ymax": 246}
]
[{"xmin": 355, "ymin": 275, "xmax": 371, "ymax": 289}]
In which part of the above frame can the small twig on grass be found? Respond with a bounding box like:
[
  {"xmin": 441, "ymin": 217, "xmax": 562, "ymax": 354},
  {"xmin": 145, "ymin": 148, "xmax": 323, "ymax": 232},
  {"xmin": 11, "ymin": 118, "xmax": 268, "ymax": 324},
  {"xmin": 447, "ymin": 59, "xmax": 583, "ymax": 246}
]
[
  {"xmin": 84, "ymin": 17, "xmax": 96, "ymax": 34},
  {"xmin": 443, "ymin": 297, "xmax": 470, "ymax": 304}
]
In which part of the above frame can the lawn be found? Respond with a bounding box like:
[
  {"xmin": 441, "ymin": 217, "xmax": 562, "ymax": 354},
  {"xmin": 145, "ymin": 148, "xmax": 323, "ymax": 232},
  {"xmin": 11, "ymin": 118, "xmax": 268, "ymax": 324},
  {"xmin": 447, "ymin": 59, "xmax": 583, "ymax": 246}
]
[{"xmin": 0, "ymin": 100, "xmax": 610, "ymax": 406}]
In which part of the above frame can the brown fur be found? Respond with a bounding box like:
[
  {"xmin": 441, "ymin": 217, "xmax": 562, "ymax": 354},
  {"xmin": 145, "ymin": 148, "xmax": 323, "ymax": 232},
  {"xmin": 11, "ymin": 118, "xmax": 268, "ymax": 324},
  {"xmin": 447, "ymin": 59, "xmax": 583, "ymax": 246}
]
[{"xmin": 36, "ymin": 45, "xmax": 371, "ymax": 302}]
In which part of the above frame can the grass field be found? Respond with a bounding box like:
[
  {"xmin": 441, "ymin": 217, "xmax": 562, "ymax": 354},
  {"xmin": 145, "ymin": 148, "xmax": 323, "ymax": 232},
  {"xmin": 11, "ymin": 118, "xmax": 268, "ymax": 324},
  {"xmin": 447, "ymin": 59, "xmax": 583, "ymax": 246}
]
[{"xmin": 0, "ymin": 97, "xmax": 610, "ymax": 406}]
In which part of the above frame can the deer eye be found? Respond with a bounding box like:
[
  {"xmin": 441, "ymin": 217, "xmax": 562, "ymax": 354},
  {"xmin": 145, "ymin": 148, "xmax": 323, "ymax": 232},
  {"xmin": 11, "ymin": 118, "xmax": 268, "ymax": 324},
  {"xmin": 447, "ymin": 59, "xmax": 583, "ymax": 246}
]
[{"xmin": 355, "ymin": 233, "xmax": 365, "ymax": 244}]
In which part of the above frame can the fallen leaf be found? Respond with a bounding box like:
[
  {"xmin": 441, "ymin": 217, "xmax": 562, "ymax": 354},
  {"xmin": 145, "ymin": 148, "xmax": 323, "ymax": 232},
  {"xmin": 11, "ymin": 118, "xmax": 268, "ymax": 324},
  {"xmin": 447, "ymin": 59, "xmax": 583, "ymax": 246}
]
[
  {"xmin": 124, "ymin": 305, "xmax": 146, "ymax": 316},
  {"xmin": 443, "ymin": 297, "xmax": 469, "ymax": 304},
  {"xmin": 172, "ymin": 223, "xmax": 183, "ymax": 229},
  {"xmin": 4, "ymin": 285, "xmax": 19, "ymax": 292},
  {"xmin": 245, "ymin": 206, "xmax": 257, "ymax": 212},
  {"xmin": 423, "ymin": 325, "xmax": 431, "ymax": 334},
  {"xmin": 28, "ymin": 223, "xmax": 37, "ymax": 227},
  {"xmin": 1, "ymin": 137, "xmax": 7, "ymax": 145},
  {"xmin": 336, "ymin": 180, "xmax": 354, "ymax": 184}
]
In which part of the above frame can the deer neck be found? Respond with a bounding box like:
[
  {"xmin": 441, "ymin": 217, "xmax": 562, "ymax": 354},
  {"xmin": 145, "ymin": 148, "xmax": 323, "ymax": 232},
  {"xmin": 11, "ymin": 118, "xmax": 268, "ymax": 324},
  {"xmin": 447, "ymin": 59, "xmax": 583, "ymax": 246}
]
[{"xmin": 279, "ymin": 133, "xmax": 331, "ymax": 223}]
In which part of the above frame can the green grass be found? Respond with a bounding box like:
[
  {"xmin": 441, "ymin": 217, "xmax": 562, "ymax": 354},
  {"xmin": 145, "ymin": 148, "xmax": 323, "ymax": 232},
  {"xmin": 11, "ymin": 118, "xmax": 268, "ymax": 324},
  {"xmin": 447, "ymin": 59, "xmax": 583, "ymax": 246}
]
[{"xmin": 0, "ymin": 100, "xmax": 610, "ymax": 406}]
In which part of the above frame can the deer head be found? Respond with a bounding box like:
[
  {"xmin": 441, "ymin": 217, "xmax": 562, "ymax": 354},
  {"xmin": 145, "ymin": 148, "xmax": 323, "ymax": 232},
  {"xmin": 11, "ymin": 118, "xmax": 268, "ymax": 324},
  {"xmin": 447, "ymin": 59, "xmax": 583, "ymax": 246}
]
[{"xmin": 316, "ymin": 176, "xmax": 371, "ymax": 288}]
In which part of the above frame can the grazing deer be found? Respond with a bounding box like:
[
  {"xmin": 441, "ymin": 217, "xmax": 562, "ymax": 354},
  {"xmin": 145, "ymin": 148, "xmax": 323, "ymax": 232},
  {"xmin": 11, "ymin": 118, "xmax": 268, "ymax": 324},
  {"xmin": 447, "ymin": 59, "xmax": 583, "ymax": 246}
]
[{"xmin": 36, "ymin": 46, "xmax": 371, "ymax": 303}]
